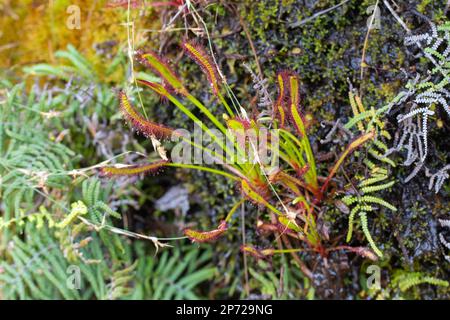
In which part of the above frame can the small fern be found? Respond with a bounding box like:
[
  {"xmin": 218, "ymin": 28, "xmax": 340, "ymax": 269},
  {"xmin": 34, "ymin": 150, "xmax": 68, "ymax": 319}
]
[
  {"xmin": 130, "ymin": 244, "xmax": 216, "ymax": 300},
  {"xmin": 0, "ymin": 81, "xmax": 78, "ymax": 248},
  {"xmin": 392, "ymin": 271, "xmax": 449, "ymax": 292},
  {"xmin": 386, "ymin": 21, "xmax": 450, "ymax": 186},
  {"xmin": 343, "ymin": 89, "xmax": 397, "ymax": 257},
  {"xmin": 0, "ymin": 224, "xmax": 88, "ymax": 299}
]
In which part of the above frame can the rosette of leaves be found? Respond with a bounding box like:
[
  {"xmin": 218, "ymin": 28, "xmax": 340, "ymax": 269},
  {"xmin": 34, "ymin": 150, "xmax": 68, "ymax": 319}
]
[{"xmin": 101, "ymin": 39, "xmax": 378, "ymax": 269}]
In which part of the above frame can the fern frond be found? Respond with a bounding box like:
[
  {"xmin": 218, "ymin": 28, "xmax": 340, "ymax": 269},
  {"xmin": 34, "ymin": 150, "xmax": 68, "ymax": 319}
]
[
  {"xmin": 57, "ymin": 201, "xmax": 88, "ymax": 229},
  {"xmin": 360, "ymin": 196, "xmax": 397, "ymax": 211},
  {"xmin": 131, "ymin": 245, "xmax": 216, "ymax": 300},
  {"xmin": 426, "ymin": 164, "xmax": 450, "ymax": 193},
  {"xmin": 368, "ymin": 149, "xmax": 396, "ymax": 167},
  {"xmin": 394, "ymin": 272, "xmax": 449, "ymax": 292},
  {"xmin": 107, "ymin": 261, "xmax": 137, "ymax": 300},
  {"xmin": 361, "ymin": 181, "xmax": 395, "ymax": 194},
  {"xmin": 342, "ymin": 195, "xmax": 358, "ymax": 206},
  {"xmin": 0, "ymin": 83, "xmax": 76, "ymax": 226},
  {"xmin": 359, "ymin": 211, "xmax": 382, "ymax": 257},
  {"xmin": 0, "ymin": 205, "xmax": 56, "ymax": 231}
]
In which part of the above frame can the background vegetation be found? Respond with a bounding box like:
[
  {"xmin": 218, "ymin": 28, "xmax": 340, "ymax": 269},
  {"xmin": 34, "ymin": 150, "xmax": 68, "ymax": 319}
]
[{"xmin": 0, "ymin": 0, "xmax": 448, "ymax": 299}]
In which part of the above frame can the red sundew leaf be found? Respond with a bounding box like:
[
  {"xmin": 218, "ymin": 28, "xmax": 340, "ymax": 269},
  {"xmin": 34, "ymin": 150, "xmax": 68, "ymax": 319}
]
[
  {"xmin": 240, "ymin": 245, "xmax": 265, "ymax": 259},
  {"xmin": 136, "ymin": 50, "xmax": 187, "ymax": 96},
  {"xmin": 136, "ymin": 79, "xmax": 169, "ymax": 97},
  {"xmin": 226, "ymin": 117, "xmax": 252, "ymax": 131},
  {"xmin": 118, "ymin": 91, "xmax": 174, "ymax": 139},
  {"xmin": 240, "ymin": 245, "xmax": 275, "ymax": 259},
  {"xmin": 293, "ymin": 163, "xmax": 310, "ymax": 179},
  {"xmin": 275, "ymin": 220, "xmax": 304, "ymax": 239},
  {"xmin": 184, "ymin": 221, "xmax": 227, "ymax": 243},
  {"xmin": 279, "ymin": 174, "xmax": 302, "ymax": 196},
  {"xmin": 289, "ymin": 102, "xmax": 306, "ymax": 138},
  {"xmin": 277, "ymin": 104, "xmax": 286, "ymax": 128},
  {"xmin": 352, "ymin": 247, "xmax": 378, "ymax": 261},
  {"xmin": 256, "ymin": 220, "xmax": 279, "ymax": 234},
  {"xmin": 240, "ymin": 180, "xmax": 282, "ymax": 216},
  {"xmin": 278, "ymin": 71, "xmax": 296, "ymax": 102},
  {"xmin": 260, "ymin": 248, "xmax": 275, "ymax": 256},
  {"xmin": 275, "ymin": 71, "xmax": 305, "ymax": 132},
  {"xmin": 274, "ymin": 72, "xmax": 287, "ymax": 125},
  {"xmin": 140, "ymin": 80, "xmax": 170, "ymax": 104},
  {"xmin": 278, "ymin": 215, "xmax": 303, "ymax": 234},
  {"xmin": 287, "ymin": 73, "xmax": 300, "ymax": 110},
  {"xmin": 240, "ymin": 179, "xmax": 271, "ymax": 203},
  {"xmin": 269, "ymin": 170, "xmax": 313, "ymax": 196},
  {"xmin": 181, "ymin": 39, "xmax": 221, "ymax": 96},
  {"xmin": 256, "ymin": 220, "xmax": 303, "ymax": 240},
  {"xmin": 100, "ymin": 160, "xmax": 169, "ymax": 177},
  {"xmin": 332, "ymin": 246, "xmax": 378, "ymax": 261},
  {"xmin": 320, "ymin": 130, "xmax": 375, "ymax": 194},
  {"xmin": 286, "ymin": 74, "xmax": 307, "ymax": 138}
]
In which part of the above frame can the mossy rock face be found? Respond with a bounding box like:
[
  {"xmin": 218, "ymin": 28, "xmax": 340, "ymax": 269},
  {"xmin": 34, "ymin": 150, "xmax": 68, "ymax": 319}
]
[{"xmin": 135, "ymin": 1, "xmax": 449, "ymax": 299}]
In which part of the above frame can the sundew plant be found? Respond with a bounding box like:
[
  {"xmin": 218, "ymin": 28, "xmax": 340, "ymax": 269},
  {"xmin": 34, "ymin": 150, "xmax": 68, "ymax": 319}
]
[
  {"xmin": 0, "ymin": 0, "xmax": 449, "ymax": 301},
  {"xmin": 102, "ymin": 38, "xmax": 378, "ymax": 265}
]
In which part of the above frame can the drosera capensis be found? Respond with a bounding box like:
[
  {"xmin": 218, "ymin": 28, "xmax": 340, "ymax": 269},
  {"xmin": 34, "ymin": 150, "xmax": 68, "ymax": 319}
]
[{"xmin": 102, "ymin": 39, "xmax": 379, "ymax": 273}]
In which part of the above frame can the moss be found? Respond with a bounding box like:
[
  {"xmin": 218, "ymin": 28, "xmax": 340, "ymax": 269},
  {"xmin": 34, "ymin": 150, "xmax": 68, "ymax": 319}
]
[
  {"xmin": 0, "ymin": 0, "xmax": 160, "ymax": 81},
  {"xmin": 417, "ymin": 0, "xmax": 433, "ymax": 14}
]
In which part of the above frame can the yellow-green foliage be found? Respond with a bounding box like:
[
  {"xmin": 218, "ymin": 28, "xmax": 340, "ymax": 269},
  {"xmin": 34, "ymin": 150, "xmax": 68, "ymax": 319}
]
[
  {"xmin": 392, "ymin": 271, "xmax": 449, "ymax": 292},
  {"xmin": 365, "ymin": 269, "xmax": 449, "ymax": 300},
  {"xmin": 343, "ymin": 91, "xmax": 397, "ymax": 258},
  {"xmin": 0, "ymin": 0, "xmax": 160, "ymax": 81}
]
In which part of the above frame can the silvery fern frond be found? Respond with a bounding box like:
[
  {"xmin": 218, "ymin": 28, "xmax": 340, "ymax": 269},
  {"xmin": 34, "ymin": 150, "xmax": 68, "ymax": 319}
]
[
  {"xmin": 243, "ymin": 63, "xmax": 274, "ymax": 111},
  {"xmin": 426, "ymin": 165, "xmax": 450, "ymax": 193},
  {"xmin": 396, "ymin": 106, "xmax": 431, "ymax": 166},
  {"xmin": 438, "ymin": 218, "xmax": 450, "ymax": 263}
]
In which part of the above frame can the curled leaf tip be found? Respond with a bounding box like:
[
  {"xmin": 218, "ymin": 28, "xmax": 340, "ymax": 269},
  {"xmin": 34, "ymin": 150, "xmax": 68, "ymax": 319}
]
[
  {"xmin": 118, "ymin": 91, "xmax": 174, "ymax": 139},
  {"xmin": 184, "ymin": 221, "xmax": 227, "ymax": 243},
  {"xmin": 226, "ymin": 117, "xmax": 252, "ymax": 130},
  {"xmin": 240, "ymin": 245, "xmax": 274, "ymax": 259},
  {"xmin": 240, "ymin": 179, "xmax": 271, "ymax": 206},
  {"xmin": 136, "ymin": 50, "xmax": 187, "ymax": 95}
]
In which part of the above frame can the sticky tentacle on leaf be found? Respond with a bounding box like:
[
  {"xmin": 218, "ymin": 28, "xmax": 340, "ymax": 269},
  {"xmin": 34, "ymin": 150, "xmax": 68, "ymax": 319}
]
[
  {"xmin": 118, "ymin": 91, "xmax": 174, "ymax": 139},
  {"xmin": 136, "ymin": 50, "xmax": 188, "ymax": 96}
]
